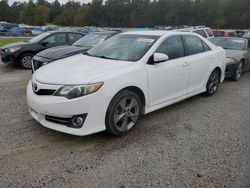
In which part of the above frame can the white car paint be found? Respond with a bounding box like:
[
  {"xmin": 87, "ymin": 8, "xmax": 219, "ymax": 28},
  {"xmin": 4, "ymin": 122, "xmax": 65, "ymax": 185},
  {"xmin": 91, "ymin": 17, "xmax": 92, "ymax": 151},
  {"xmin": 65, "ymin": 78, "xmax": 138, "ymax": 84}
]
[{"xmin": 27, "ymin": 31, "xmax": 226, "ymax": 136}]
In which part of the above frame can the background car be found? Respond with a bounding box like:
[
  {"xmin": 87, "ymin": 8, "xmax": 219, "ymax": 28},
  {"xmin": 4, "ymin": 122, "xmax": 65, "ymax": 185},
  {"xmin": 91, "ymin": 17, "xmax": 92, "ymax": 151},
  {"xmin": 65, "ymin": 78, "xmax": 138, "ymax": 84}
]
[
  {"xmin": 235, "ymin": 30, "xmax": 249, "ymax": 37},
  {"xmin": 177, "ymin": 26, "xmax": 214, "ymax": 39},
  {"xmin": 243, "ymin": 33, "xmax": 250, "ymax": 43},
  {"xmin": 0, "ymin": 31, "xmax": 84, "ymax": 69},
  {"xmin": 32, "ymin": 31, "xmax": 120, "ymax": 72},
  {"xmin": 212, "ymin": 29, "xmax": 238, "ymax": 37},
  {"xmin": 10, "ymin": 27, "xmax": 33, "ymax": 36},
  {"xmin": 210, "ymin": 37, "xmax": 250, "ymax": 80},
  {"xmin": 27, "ymin": 31, "xmax": 226, "ymax": 136}
]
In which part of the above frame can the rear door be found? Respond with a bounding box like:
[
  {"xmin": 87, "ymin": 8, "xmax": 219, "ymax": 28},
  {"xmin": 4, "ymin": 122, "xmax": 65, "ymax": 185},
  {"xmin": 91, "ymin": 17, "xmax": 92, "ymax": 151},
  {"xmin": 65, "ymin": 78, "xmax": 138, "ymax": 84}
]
[{"xmin": 182, "ymin": 35, "xmax": 215, "ymax": 93}]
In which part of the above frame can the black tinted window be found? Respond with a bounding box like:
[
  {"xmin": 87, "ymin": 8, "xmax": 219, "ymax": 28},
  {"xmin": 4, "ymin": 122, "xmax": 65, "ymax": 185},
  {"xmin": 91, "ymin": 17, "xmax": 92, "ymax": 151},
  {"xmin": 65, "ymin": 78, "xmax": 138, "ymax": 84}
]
[
  {"xmin": 69, "ymin": 33, "xmax": 83, "ymax": 43},
  {"xmin": 213, "ymin": 31, "xmax": 225, "ymax": 37},
  {"xmin": 156, "ymin": 36, "xmax": 185, "ymax": 60},
  {"xmin": 194, "ymin": 30, "xmax": 207, "ymax": 38},
  {"xmin": 183, "ymin": 35, "xmax": 204, "ymax": 55},
  {"xmin": 43, "ymin": 33, "xmax": 67, "ymax": 44},
  {"xmin": 228, "ymin": 32, "xmax": 237, "ymax": 37}
]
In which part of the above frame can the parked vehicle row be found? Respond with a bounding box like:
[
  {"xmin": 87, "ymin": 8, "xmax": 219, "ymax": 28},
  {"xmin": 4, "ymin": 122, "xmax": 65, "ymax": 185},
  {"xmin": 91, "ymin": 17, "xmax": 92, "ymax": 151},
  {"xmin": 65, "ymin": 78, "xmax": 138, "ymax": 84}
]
[
  {"xmin": 1, "ymin": 29, "xmax": 249, "ymax": 137},
  {"xmin": 32, "ymin": 31, "xmax": 120, "ymax": 72},
  {"xmin": 26, "ymin": 31, "xmax": 226, "ymax": 136}
]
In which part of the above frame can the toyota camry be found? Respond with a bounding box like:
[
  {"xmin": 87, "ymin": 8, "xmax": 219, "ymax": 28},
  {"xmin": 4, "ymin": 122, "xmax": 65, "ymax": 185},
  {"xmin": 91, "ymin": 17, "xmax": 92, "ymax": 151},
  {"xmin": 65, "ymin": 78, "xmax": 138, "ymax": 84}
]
[{"xmin": 27, "ymin": 31, "xmax": 226, "ymax": 136}]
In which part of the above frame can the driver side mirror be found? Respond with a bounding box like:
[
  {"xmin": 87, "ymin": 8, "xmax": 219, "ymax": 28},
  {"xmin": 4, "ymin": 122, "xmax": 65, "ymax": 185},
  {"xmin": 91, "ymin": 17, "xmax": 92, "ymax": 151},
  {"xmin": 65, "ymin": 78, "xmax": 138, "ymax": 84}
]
[{"xmin": 151, "ymin": 53, "xmax": 169, "ymax": 64}]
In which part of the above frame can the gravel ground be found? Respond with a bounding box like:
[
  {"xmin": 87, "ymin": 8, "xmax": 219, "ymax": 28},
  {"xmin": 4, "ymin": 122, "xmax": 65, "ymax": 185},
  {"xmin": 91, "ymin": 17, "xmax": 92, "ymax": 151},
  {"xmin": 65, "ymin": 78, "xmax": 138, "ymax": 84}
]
[{"xmin": 0, "ymin": 62, "xmax": 250, "ymax": 188}]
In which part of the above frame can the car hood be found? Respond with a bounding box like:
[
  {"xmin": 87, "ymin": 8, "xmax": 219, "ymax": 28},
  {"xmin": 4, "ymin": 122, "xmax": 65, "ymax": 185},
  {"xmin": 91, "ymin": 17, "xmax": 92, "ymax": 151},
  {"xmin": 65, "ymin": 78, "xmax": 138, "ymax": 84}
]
[
  {"xmin": 225, "ymin": 49, "xmax": 245, "ymax": 62},
  {"xmin": 35, "ymin": 54, "xmax": 133, "ymax": 85},
  {"xmin": 36, "ymin": 45, "xmax": 90, "ymax": 60},
  {"xmin": 1, "ymin": 42, "xmax": 31, "ymax": 49}
]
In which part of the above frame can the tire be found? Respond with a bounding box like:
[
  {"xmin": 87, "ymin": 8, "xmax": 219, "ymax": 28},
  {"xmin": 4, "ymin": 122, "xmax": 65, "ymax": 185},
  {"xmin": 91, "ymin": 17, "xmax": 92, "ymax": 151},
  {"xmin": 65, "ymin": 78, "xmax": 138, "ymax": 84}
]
[
  {"xmin": 19, "ymin": 53, "xmax": 34, "ymax": 69},
  {"xmin": 203, "ymin": 69, "xmax": 220, "ymax": 96},
  {"xmin": 231, "ymin": 62, "xmax": 243, "ymax": 81},
  {"xmin": 105, "ymin": 90, "xmax": 142, "ymax": 136}
]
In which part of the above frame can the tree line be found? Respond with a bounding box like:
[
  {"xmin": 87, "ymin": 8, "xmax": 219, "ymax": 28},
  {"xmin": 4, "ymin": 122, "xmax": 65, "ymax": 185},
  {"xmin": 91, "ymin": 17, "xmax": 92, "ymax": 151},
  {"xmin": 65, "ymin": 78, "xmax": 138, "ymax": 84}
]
[{"xmin": 0, "ymin": 0, "xmax": 250, "ymax": 29}]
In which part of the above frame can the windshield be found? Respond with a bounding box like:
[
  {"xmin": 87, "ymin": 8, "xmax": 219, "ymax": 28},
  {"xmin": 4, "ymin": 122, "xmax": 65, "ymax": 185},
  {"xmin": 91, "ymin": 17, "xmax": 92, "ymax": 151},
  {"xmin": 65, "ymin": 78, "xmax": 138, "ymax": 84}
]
[
  {"xmin": 210, "ymin": 38, "xmax": 246, "ymax": 50},
  {"xmin": 244, "ymin": 33, "xmax": 250, "ymax": 39},
  {"xmin": 87, "ymin": 34, "xmax": 159, "ymax": 61},
  {"xmin": 29, "ymin": 32, "xmax": 50, "ymax": 43},
  {"xmin": 73, "ymin": 33, "xmax": 108, "ymax": 47}
]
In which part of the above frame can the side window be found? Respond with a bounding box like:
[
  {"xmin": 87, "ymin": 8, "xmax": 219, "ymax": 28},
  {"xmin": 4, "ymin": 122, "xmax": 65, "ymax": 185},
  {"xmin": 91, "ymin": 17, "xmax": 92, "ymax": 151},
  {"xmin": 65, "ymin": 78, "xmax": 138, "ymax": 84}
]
[
  {"xmin": 228, "ymin": 32, "xmax": 237, "ymax": 37},
  {"xmin": 194, "ymin": 29, "xmax": 207, "ymax": 38},
  {"xmin": 42, "ymin": 33, "xmax": 67, "ymax": 44},
  {"xmin": 206, "ymin": 29, "xmax": 214, "ymax": 37},
  {"xmin": 183, "ymin": 35, "xmax": 205, "ymax": 55},
  {"xmin": 155, "ymin": 36, "xmax": 185, "ymax": 60},
  {"xmin": 69, "ymin": 33, "xmax": 83, "ymax": 43}
]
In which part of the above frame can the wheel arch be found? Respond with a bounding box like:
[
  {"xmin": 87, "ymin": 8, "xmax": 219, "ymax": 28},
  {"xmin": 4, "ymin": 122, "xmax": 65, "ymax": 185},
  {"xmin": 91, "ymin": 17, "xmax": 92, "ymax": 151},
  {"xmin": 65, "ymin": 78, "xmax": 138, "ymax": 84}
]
[
  {"xmin": 213, "ymin": 67, "xmax": 222, "ymax": 82},
  {"xmin": 17, "ymin": 51, "xmax": 36, "ymax": 64},
  {"xmin": 109, "ymin": 85, "xmax": 147, "ymax": 114}
]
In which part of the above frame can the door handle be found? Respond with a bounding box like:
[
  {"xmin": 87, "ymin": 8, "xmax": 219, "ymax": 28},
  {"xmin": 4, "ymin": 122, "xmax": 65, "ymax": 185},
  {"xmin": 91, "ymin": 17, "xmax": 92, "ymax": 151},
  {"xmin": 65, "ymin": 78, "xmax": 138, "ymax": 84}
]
[{"xmin": 182, "ymin": 62, "xmax": 189, "ymax": 67}]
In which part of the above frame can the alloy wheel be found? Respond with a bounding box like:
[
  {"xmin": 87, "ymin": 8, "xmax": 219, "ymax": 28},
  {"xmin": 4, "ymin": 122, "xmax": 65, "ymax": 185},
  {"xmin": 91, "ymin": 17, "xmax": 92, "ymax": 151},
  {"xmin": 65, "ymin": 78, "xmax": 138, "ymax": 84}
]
[
  {"xmin": 113, "ymin": 97, "xmax": 140, "ymax": 132},
  {"xmin": 21, "ymin": 55, "xmax": 33, "ymax": 68},
  {"xmin": 208, "ymin": 70, "xmax": 219, "ymax": 95},
  {"xmin": 235, "ymin": 62, "xmax": 243, "ymax": 80}
]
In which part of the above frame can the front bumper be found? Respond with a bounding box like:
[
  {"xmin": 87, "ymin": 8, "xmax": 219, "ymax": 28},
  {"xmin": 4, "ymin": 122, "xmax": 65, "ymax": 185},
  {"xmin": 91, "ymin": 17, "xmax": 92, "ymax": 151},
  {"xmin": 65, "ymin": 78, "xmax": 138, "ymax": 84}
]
[
  {"xmin": 27, "ymin": 80, "xmax": 111, "ymax": 136},
  {"xmin": 0, "ymin": 50, "xmax": 14, "ymax": 63},
  {"xmin": 225, "ymin": 63, "xmax": 237, "ymax": 78}
]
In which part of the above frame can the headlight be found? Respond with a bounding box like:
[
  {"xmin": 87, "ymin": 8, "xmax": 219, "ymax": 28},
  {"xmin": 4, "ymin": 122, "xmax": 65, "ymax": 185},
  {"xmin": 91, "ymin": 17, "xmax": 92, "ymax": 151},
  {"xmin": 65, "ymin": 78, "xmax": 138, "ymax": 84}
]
[
  {"xmin": 54, "ymin": 82, "xmax": 103, "ymax": 99},
  {"xmin": 226, "ymin": 58, "xmax": 236, "ymax": 65},
  {"xmin": 6, "ymin": 47, "xmax": 21, "ymax": 53}
]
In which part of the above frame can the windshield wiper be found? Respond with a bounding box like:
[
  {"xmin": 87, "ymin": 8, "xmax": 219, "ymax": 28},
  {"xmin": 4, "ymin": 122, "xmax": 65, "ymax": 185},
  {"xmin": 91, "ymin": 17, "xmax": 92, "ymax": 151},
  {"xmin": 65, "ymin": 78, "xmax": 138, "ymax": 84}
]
[{"xmin": 98, "ymin": 56, "xmax": 115, "ymax": 60}]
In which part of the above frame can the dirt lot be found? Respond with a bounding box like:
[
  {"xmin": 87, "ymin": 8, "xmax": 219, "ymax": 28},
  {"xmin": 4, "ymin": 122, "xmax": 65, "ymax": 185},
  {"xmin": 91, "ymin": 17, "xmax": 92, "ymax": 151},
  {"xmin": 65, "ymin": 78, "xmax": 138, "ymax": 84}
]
[{"xmin": 0, "ymin": 62, "xmax": 250, "ymax": 188}]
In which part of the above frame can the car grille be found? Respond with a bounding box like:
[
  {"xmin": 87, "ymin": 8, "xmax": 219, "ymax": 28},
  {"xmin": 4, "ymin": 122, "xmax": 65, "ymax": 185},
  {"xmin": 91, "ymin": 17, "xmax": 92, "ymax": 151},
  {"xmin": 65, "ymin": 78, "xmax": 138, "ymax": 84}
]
[
  {"xmin": 32, "ymin": 59, "xmax": 44, "ymax": 72},
  {"xmin": 34, "ymin": 89, "xmax": 56, "ymax": 96}
]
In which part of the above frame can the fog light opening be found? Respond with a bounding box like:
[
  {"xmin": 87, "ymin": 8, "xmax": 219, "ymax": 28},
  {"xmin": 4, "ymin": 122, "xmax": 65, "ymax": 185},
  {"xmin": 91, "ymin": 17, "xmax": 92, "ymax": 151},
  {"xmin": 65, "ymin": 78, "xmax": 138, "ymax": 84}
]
[{"xmin": 72, "ymin": 117, "xmax": 84, "ymax": 127}]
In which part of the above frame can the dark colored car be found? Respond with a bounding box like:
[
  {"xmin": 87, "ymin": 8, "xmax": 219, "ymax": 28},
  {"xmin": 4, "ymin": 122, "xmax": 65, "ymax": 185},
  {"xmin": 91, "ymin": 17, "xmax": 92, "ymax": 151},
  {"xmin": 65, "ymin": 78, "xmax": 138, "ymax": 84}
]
[
  {"xmin": 32, "ymin": 31, "xmax": 119, "ymax": 72},
  {"xmin": 210, "ymin": 37, "xmax": 250, "ymax": 81},
  {"xmin": 236, "ymin": 30, "xmax": 248, "ymax": 37},
  {"xmin": 0, "ymin": 31, "xmax": 84, "ymax": 69},
  {"xmin": 212, "ymin": 29, "xmax": 238, "ymax": 38}
]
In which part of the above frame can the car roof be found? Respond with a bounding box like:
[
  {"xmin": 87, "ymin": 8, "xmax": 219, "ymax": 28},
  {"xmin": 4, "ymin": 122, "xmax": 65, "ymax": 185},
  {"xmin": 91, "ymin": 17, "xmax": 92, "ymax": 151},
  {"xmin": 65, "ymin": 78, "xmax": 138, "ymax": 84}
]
[
  {"xmin": 47, "ymin": 30, "xmax": 84, "ymax": 35},
  {"xmin": 212, "ymin": 29, "xmax": 236, "ymax": 32},
  {"xmin": 211, "ymin": 37, "xmax": 247, "ymax": 41},
  {"xmin": 89, "ymin": 31, "xmax": 120, "ymax": 35},
  {"xmin": 121, "ymin": 30, "xmax": 193, "ymax": 37}
]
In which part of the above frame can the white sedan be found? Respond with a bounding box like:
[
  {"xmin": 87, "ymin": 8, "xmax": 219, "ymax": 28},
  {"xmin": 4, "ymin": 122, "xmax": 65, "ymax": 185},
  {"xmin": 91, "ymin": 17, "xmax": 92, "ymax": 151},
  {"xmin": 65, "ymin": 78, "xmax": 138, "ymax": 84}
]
[{"xmin": 27, "ymin": 31, "xmax": 226, "ymax": 136}]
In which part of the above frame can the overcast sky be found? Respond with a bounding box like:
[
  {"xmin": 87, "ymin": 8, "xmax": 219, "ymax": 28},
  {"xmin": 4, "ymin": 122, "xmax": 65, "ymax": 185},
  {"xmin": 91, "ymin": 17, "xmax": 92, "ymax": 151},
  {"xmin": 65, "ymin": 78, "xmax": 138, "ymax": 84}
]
[{"xmin": 9, "ymin": 0, "xmax": 92, "ymax": 5}]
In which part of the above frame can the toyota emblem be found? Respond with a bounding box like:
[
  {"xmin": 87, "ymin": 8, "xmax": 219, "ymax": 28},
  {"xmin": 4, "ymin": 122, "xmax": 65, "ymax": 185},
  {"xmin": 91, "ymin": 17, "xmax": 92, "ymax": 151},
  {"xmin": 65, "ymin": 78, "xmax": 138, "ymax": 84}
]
[{"xmin": 32, "ymin": 82, "xmax": 38, "ymax": 92}]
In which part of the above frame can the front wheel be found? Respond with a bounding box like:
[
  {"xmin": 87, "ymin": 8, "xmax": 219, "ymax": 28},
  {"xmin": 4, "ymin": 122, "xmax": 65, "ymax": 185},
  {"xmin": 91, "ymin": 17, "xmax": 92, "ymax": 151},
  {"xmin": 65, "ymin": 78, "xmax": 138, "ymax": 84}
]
[
  {"xmin": 105, "ymin": 90, "xmax": 142, "ymax": 136},
  {"xmin": 204, "ymin": 69, "xmax": 220, "ymax": 96},
  {"xmin": 19, "ymin": 53, "xmax": 34, "ymax": 69}
]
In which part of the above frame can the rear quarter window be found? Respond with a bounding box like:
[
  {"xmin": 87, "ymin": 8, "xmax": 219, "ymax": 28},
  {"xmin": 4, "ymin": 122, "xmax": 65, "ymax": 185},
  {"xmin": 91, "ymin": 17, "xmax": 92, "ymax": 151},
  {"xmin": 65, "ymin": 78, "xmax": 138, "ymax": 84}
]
[{"xmin": 183, "ymin": 35, "xmax": 205, "ymax": 55}]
